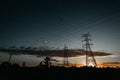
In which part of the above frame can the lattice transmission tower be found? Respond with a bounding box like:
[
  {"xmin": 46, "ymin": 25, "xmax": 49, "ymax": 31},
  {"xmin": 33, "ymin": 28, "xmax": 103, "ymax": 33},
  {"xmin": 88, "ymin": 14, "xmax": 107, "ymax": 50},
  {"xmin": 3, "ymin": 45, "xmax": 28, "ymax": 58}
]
[
  {"xmin": 63, "ymin": 44, "xmax": 69, "ymax": 67},
  {"xmin": 82, "ymin": 33, "xmax": 97, "ymax": 67}
]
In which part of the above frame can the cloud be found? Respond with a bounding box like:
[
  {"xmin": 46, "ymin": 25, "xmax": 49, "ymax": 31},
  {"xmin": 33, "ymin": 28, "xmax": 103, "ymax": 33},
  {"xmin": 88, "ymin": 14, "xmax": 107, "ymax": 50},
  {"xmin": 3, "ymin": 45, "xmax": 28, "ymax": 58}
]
[
  {"xmin": 36, "ymin": 49, "xmax": 112, "ymax": 57},
  {"xmin": 0, "ymin": 49, "xmax": 112, "ymax": 57}
]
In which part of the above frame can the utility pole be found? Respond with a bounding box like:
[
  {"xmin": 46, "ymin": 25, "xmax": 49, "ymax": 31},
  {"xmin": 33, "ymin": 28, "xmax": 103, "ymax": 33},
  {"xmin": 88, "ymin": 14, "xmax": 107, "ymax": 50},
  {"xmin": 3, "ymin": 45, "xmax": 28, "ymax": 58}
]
[
  {"xmin": 82, "ymin": 33, "xmax": 97, "ymax": 67},
  {"xmin": 63, "ymin": 44, "xmax": 69, "ymax": 67}
]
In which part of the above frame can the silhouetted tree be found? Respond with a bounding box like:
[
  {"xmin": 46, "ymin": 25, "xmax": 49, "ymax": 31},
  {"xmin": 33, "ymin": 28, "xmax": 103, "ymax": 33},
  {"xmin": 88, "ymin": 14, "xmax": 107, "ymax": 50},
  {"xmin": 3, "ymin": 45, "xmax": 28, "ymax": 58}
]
[
  {"xmin": 19, "ymin": 46, "xmax": 25, "ymax": 50},
  {"xmin": 43, "ymin": 57, "xmax": 51, "ymax": 68},
  {"xmin": 22, "ymin": 61, "xmax": 26, "ymax": 67}
]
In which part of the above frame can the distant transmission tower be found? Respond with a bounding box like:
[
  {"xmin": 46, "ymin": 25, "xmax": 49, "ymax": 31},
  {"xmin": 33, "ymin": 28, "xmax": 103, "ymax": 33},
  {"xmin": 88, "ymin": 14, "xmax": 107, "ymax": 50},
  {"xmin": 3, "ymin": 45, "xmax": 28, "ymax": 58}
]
[
  {"xmin": 8, "ymin": 53, "xmax": 12, "ymax": 62},
  {"xmin": 63, "ymin": 44, "xmax": 69, "ymax": 67},
  {"xmin": 82, "ymin": 33, "xmax": 97, "ymax": 67}
]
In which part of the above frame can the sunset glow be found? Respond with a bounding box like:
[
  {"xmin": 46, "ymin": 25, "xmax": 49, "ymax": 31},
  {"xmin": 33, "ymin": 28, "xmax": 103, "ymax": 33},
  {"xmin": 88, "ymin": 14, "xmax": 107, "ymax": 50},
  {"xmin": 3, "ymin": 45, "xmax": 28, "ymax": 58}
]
[
  {"xmin": 0, "ymin": 1, "xmax": 120, "ymax": 80},
  {"xmin": 0, "ymin": 0, "xmax": 120, "ymax": 69}
]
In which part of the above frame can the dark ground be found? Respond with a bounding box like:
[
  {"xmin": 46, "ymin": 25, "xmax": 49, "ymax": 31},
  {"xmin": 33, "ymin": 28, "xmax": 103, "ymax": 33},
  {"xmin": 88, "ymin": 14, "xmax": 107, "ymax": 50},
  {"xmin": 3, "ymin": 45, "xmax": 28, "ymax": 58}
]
[{"xmin": 0, "ymin": 62, "xmax": 120, "ymax": 80}]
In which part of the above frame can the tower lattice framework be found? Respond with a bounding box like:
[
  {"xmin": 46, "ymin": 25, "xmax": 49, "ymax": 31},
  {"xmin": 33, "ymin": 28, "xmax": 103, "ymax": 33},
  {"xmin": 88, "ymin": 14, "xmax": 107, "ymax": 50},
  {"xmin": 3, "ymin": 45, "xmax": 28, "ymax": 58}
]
[
  {"xmin": 82, "ymin": 33, "xmax": 97, "ymax": 67},
  {"xmin": 63, "ymin": 44, "xmax": 69, "ymax": 67}
]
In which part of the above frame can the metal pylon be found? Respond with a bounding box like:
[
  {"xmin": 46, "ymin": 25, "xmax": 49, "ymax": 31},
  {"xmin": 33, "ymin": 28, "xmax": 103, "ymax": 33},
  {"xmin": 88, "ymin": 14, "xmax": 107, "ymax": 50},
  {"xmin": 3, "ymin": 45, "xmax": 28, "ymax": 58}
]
[
  {"xmin": 63, "ymin": 44, "xmax": 69, "ymax": 67},
  {"xmin": 82, "ymin": 33, "xmax": 97, "ymax": 67}
]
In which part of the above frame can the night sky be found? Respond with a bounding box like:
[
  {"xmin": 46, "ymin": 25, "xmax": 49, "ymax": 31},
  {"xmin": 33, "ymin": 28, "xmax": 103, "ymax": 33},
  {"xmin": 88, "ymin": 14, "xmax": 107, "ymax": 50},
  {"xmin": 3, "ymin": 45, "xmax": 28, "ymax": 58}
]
[
  {"xmin": 0, "ymin": 0, "xmax": 120, "ymax": 53},
  {"xmin": 0, "ymin": 0, "xmax": 120, "ymax": 66}
]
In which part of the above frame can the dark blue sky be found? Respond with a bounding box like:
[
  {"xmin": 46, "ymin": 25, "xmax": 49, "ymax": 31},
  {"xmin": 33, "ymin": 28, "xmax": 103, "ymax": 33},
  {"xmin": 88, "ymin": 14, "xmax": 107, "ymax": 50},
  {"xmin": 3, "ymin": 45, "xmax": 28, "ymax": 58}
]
[{"xmin": 0, "ymin": 0, "xmax": 120, "ymax": 53}]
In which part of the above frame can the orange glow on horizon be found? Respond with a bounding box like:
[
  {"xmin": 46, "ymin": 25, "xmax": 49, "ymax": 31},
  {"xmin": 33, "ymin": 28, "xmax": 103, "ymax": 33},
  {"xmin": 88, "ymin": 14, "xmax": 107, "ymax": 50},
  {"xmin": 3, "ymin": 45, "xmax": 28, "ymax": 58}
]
[
  {"xmin": 98, "ymin": 62, "xmax": 120, "ymax": 68},
  {"xmin": 68, "ymin": 62, "xmax": 120, "ymax": 68},
  {"xmin": 21, "ymin": 62, "xmax": 120, "ymax": 68}
]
